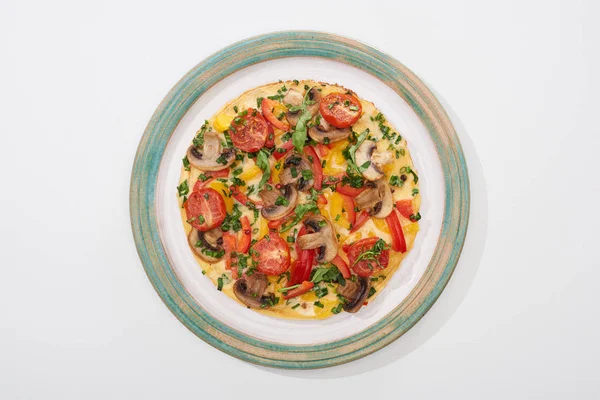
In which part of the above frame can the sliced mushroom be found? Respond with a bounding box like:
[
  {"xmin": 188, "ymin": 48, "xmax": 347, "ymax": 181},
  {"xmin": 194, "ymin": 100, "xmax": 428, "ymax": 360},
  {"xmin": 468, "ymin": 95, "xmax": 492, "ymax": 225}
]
[
  {"xmin": 308, "ymin": 113, "xmax": 351, "ymax": 144},
  {"xmin": 259, "ymin": 184, "xmax": 298, "ymax": 220},
  {"xmin": 337, "ymin": 276, "xmax": 370, "ymax": 313},
  {"xmin": 284, "ymin": 88, "xmax": 321, "ymax": 127},
  {"xmin": 297, "ymin": 215, "xmax": 338, "ymax": 262},
  {"xmin": 354, "ymin": 180, "xmax": 393, "ymax": 219},
  {"xmin": 354, "ymin": 140, "xmax": 393, "ymax": 181},
  {"xmin": 278, "ymin": 152, "xmax": 314, "ymax": 191},
  {"xmin": 186, "ymin": 131, "xmax": 236, "ymax": 171},
  {"xmin": 233, "ymin": 273, "xmax": 273, "ymax": 309},
  {"xmin": 188, "ymin": 228, "xmax": 225, "ymax": 263}
]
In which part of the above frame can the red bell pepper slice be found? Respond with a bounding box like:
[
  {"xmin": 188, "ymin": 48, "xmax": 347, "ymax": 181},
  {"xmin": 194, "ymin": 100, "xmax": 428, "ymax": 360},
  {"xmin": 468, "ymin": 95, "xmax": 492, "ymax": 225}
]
[
  {"xmin": 304, "ymin": 146, "xmax": 323, "ymax": 190},
  {"xmin": 273, "ymin": 140, "xmax": 294, "ymax": 161},
  {"xmin": 316, "ymin": 143, "xmax": 329, "ymax": 157},
  {"xmin": 317, "ymin": 194, "xmax": 328, "ymax": 205},
  {"xmin": 237, "ymin": 216, "xmax": 251, "ymax": 253},
  {"xmin": 264, "ymin": 121, "xmax": 275, "ymax": 148},
  {"xmin": 339, "ymin": 193, "xmax": 356, "ymax": 226},
  {"xmin": 222, "ymin": 232, "xmax": 237, "ymax": 277},
  {"xmin": 350, "ymin": 210, "xmax": 370, "ymax": 233},
  {"xmin": 282, "ymin": 280, "xmax": 314, "ymax": 300},
  {"xmin": 300, "ymin": 249, "xmax": 316, "ymax": 282},
  {"xmin": 385, "ymin": 210, "xmax": 407, "ymax": 253},
  {"xmin": 331, "ymin": 254, "xmax": 351, "ymax": 279},
  {"xmin": 396, "ymin": 199, "xmax": 415, "ymax": 219},
  {"xmin": 230, "ymin": 185, "xmax": 262, "ymax": 208},
  {"xmin": 261, "ymin": 98, "xmax": 290, "ymax": 131},
  {"xmin": 192, "ymin": 168, "xmax": 230, "ymax": 191},
  {"xmin": 335, "ymin": 179, "xmax": 366, "ymax": 197},
  {"xmin": 289, "ymin": 226, "xmax": 314, "ymax": 285}
]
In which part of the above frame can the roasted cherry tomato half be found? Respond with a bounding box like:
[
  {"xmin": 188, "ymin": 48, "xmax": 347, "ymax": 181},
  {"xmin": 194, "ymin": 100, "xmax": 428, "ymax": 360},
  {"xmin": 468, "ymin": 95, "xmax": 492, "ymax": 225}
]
[
  {"xmin": 319, "ymin": 93, "xmax": 362, "ymax": 128},
  {"xmin": 184, "ymin": 188, "xmax": 226, "ymax": 232},
  {"xmin": 252, "ymin": 234, "xmax": 291, "ymax": 276},
  {"xmin": 229, "ymin": 108, "xmax": 269, "ymax": 152},
  {"xmin": 347, "ymin": 237, "xmax": 390, "ymax": 277}
]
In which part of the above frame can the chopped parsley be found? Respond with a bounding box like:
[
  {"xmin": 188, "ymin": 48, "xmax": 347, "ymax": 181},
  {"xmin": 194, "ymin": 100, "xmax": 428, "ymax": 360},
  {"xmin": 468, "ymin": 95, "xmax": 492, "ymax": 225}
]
[
  {"xmin": 192, "ymin": 120, "xmax": 209, "ymax": 147},
  {"xmin": 290, "ymin": 87, "xmax": 317, "ymax": 152},
  {"xmin": 256, "ymin": 149, "xmax": 271, "ymax": 190},
  {"xmin": 280, "ymin": 203, "xmax": 319, "ymax": 233},
  {"xmin": 331, "ymin": 303, "xmax": 343, "ymax": 314},
  {"xmin": 177, "ymin": 181, "xmax": 189, "ymax": 197},
  {"xmin": 182, "ymin": 156, "xmax": 190, "ymax": 171}
]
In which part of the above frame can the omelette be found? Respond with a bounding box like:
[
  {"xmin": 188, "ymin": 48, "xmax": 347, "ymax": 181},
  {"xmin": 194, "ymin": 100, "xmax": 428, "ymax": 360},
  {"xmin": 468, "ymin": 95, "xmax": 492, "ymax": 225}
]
[{"xmin": 176, "ymin": 80, "xmax": 421, "ymax": 319}]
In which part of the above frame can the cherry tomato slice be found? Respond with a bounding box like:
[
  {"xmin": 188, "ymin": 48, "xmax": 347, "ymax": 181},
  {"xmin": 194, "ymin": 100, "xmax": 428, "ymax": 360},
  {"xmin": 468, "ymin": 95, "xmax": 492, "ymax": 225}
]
[
  {"xmin": 396, "ymin": 199, "xmax": 415, "ymax": 219},
  {"xmin": 348, "ymin": 237, "xmax": 390, "ymax": 277},
  {"xmin": 252, "ymin": 234, "xmax": 291, "ymax": 276},
  {"xmin": 319, "ymin": 93, "xmax": 362, "ymax": 128},
  {"xmin": 184, "ymin": 188, "xmax": 226, "ymax": 232},
  {"xmin": 261, "ymin": 98, "xmax": 290, "ymax": 131},
  {"xmin": 229, "ymin": 108, "xmax": 269, "ymax": 152}
]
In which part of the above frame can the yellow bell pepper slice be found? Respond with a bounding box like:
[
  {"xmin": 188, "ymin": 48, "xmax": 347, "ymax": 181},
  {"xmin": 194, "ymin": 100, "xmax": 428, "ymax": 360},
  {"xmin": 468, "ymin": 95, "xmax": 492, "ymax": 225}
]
[
  {"xmin": 328, "ymin": 192, "xmax": 351, "ymax": 230},
  {"xmin": 213, "ymin": 114, "xmax": 234, "ymax": 133},
  {"xmin": 372, "ymin": 217, "xmax": 391, "ymax": 234},
  {"xmin": 238, "ymin": 163, "xmax": 261, "ymax": 181},
  {"xmin": 323, "ymin": 141, "xmax": 348, "ymax": 176},
  {"xmin": 208, "ymin": 181, "xmax": 233, "ymax": 212}
]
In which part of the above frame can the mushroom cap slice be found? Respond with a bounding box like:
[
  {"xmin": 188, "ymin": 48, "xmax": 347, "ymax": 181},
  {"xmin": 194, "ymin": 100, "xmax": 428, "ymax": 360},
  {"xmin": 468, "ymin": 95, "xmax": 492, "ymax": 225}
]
[
  {"xmin": 186, "ymin": 131, "xmax": 236, "ymax": 171},
  {"xmin": 284, "ymin": 88, "xmax": 321, "ymax": 127},
  {"xmin": 297, "ymin": 215, "xmax": 338, "ymax": 263},
  {"xmin": 354, "ymin": 180, "xmax": 393, "ymax": 219},
  {"xmin": 308, "ymin": 113, "xmax": 351, "ymax": 144},
  {"xmin": 355, "ymin": 140, "xmax": 393, "ymax": 181},
  {"xmin": 188, "ymin": 228, "xmax": 225, "ymax": 263},
  {"xmin": 337, "ymin": 276, "xmax": 370, "ymax": 313},
  {"xmin": 259, "ymin": 184, "xmax": 298, "ymax": 220},
  {"xmin": 278, "ymin": 152, "xmax": 314, "ymax": 191},
  {"xmin": 372, "ymin": 180, "xmax": 393, "ymax": 219},
  {"xmin": 233, "ymin": 273, "xmax": 271, "ymax": 309}
]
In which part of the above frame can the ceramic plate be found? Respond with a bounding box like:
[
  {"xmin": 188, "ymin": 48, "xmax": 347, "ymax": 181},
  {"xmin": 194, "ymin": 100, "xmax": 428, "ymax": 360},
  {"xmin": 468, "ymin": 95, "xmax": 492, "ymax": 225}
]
[{"xmin": 130, "ymin": 31, "xmax": 469, "ymax": 368}]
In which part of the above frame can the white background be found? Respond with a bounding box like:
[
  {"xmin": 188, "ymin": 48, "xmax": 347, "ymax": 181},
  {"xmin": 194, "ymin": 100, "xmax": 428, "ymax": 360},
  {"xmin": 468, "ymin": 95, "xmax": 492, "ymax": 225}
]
[{"xmin": 1, "ymin": 0, "xmax": 599, "ymax": 398}]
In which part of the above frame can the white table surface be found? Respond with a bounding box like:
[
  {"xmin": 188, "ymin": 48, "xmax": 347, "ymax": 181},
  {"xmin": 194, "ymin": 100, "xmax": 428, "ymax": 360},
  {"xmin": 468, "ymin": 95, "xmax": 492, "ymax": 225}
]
[{"xmin": 1, "ymin": 0, "xmax": 599, "ymax": 398}]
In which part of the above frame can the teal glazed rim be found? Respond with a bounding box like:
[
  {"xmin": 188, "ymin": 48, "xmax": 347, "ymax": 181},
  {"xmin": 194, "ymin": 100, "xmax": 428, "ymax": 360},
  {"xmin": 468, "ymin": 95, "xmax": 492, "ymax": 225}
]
[{"xmin": 130, "ymin": 31, "xmax": 469, "ymax": 369}]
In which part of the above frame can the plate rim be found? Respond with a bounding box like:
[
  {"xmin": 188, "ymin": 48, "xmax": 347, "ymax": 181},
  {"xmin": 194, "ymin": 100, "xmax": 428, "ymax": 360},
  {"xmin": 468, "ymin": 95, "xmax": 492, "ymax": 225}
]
[{"xmin": 130, "ymin": 31, "xmax": 470, "ymax": 369}]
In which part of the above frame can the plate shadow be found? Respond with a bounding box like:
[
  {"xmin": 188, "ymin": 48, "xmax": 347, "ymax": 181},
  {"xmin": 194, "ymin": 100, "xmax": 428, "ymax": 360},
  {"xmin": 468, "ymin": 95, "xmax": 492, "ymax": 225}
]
[{"xmin": 251, "ymin": 83, "xmax": 489, "ymax": 377}]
